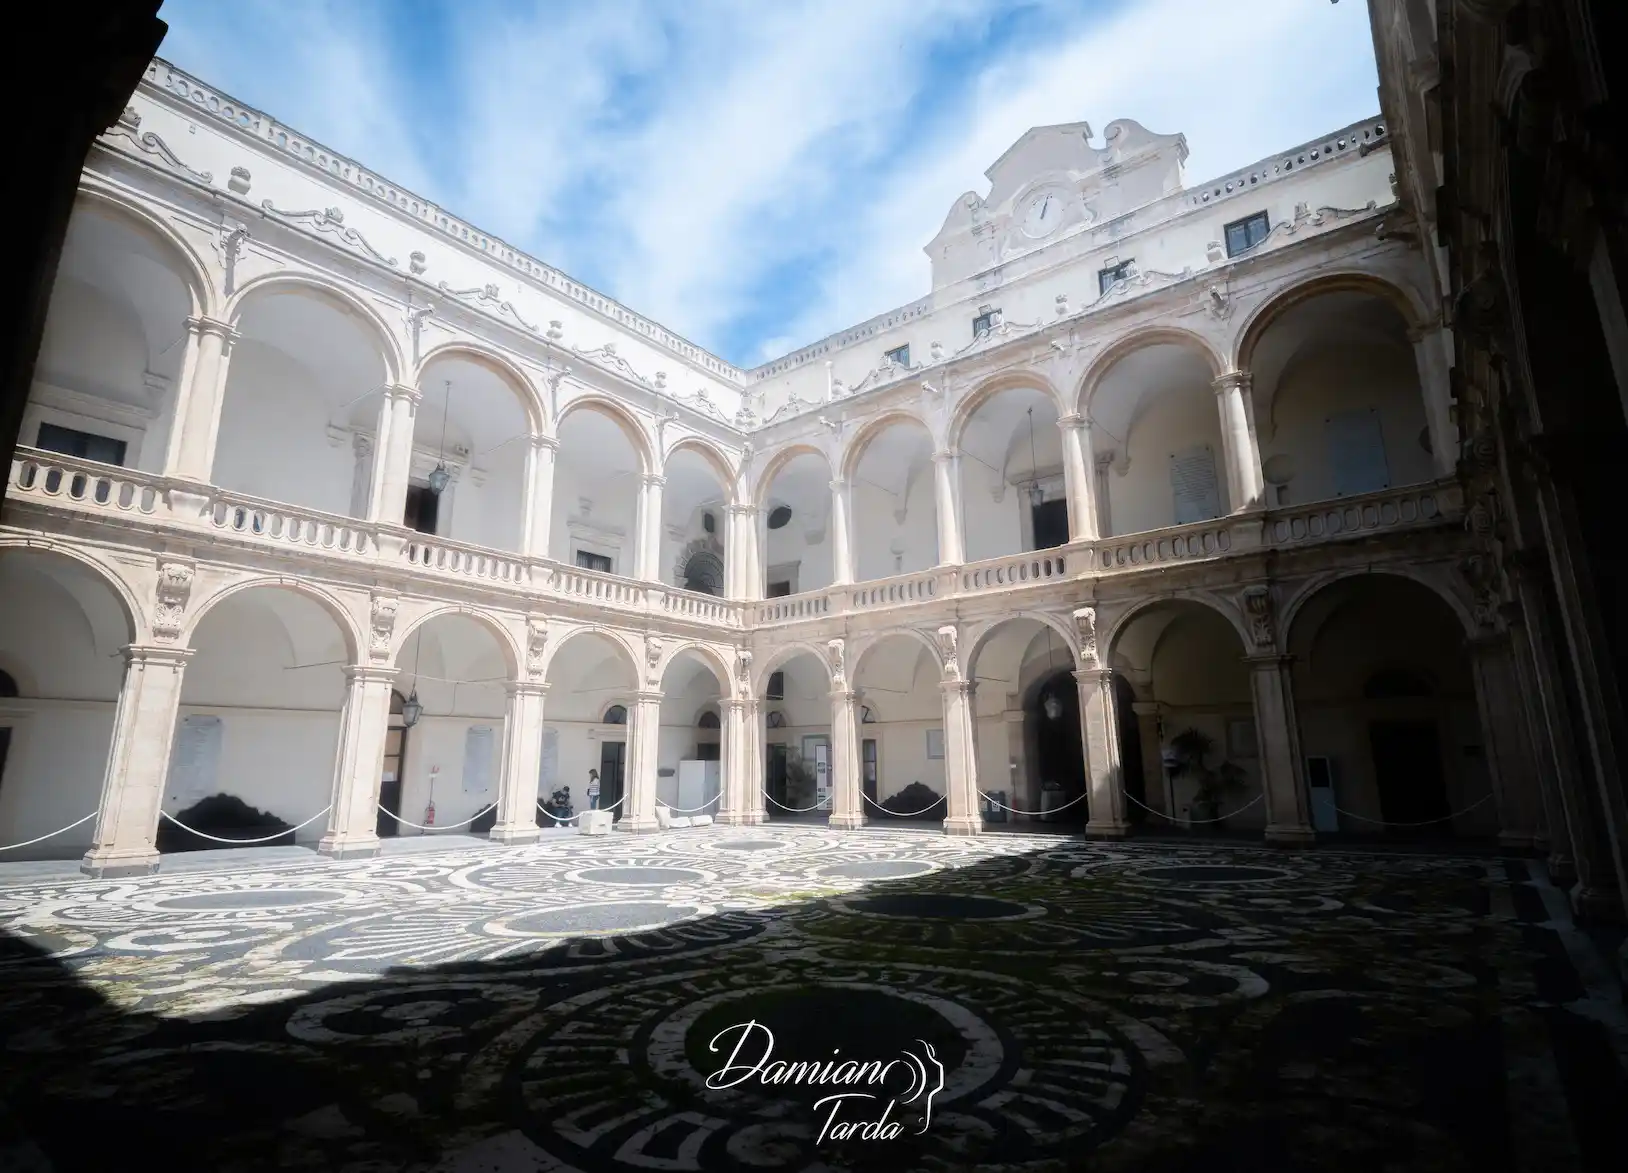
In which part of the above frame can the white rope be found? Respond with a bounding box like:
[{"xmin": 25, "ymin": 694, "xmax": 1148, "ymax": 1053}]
[
  {"xmin": 377, "ymin": 802, "xmax": 496, "ymax": 831},
  {"xmin": 0, "ymin": 811, "xmax": 97, "ymax": 852},
  {"xmin": 536, "ymin": 796, "xmax": 625, "ymax": 823},
  {"xmin": 663, "ymin": 793, "xmax": 722, "ymax": 814},
  {"xmin": 977, "ymin": 790, "xmax": 1088, "ymax": 817},
  {"xmin": 761, "ymin": 787, "xmax": 828, "ymax": 814},
  {"xmin": 1121, "ymin": 789, "xmax": 1265, "ymax": 825},
  {"xmin": 159, "ymin": 806, "xmax": 332, "ymax": 844},
  {"xmin": 862, "ymin": 791, "xmax": 945, "ymax": 818},
  {"xmin": 1329, "ymin": 793, "xmax": 1495, "ymax": 828}
]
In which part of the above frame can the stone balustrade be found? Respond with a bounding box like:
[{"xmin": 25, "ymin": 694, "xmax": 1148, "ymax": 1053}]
[{"xmin": 6, "ymin": 447, "xmax": 1463, "ymax": 639}]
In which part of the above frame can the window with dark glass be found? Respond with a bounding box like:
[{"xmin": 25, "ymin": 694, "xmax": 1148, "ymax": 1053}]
[
  {"xmin": 576, "ymin": 550, "xmax": 613, "ymax": 573},
  {"xmin": 602, "ymin": 704, "xmax": 628, "ymax": 724},
  {"xmin": 1224, "ymin": 211, "xmax": 1271, "ymax": 257},
  {"xmin": 403, "ymin": 484, "xmax": 440, "ymax": 535},
  {"xmin": 766, "ymin": 580, "xmax": 792, "ymax": 598},
  {"xmin": 971, "ymin": 309, "xmax": 999, "ymax": 337},
  {"xmin": 698, "ymin": 711, "xmax": 721, "ymax": 729},
  {"xmin": 767, "ymin": 671, "xmax": 785, "ymax": 700},
  {"xmin": 35, "ymin": 422, "xmax": 126, "ymax": 466},
  {"xmin": 884, "ymin": 343, "xmax": 910, "ymax": 367},
  {"xmin": 1098, "ymin": 259, "xmax": 1135, "ymax": 294}
]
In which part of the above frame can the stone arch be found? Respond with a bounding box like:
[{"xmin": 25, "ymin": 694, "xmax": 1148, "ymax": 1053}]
[
  {"xmin": 839, "ymin": 409, "xmax": 935, "ymax": 482},
  {"xmin": 182, "ymin": 576, "xmax": 362, "ymax": 663},
  {"xmin": 415, "ymin": 341, "xmax": 546, "ymax": 434},
  {"xmin": 948, "ymin": 369, "xmax": 1069, "ymax": 451},
  {"xmin": 656, "ymin": 641, "xmax": 734, "ymax": 692},
  {"xmin": 753, "ymin": 442, "xmax": 833, "ymax": 508},
  {"xmin": 1102, "ymin": 591, "xmax": 1252, "ymax": 662},
  {"xmin": 73, "ymin": 184, "xmax": 217, "ymax": 319},
  {"xmin": 963, "ymin": 611, "xmax": 1081, "ymax": 680},
  {"xmin": 0, "ymin": 536, "xmax": 143, "ymax": 644},
  {"xmin": 674, "ymin": 541, "xmax": 726, "ymax": 596},
  {"xmin": 225, "ymin": 271, "xmax": 405, "ymax": 385},
  {"xmin": 539, "ymin": 623, "xmax": 642, "ymax": 684},
  {"xmin": 850, "ymin": 627, "xmax": 945, "ymax": 680},
  {"xmin": 1232, "ymin": 271, "xmax": 1430, "ymax": 372},
  {"xmin": 1280, "ymin": 566, "xmax": 1477, "ymax": 648},
  {"xmin": 751, "ymin": 639, "xmax": 831, "ymax": 695},
  {"xmin": 664, "ymin": 436, "xmax": 740, "ymax": 506},
  {"xmin": 555, "ymin": 393, "xmax": 655, "ymax": 475},
  {"xmin": 1078, "ymin": 325, "xmax": 1227, "ymax": 416},
  {"xmin": 393, "ymin": 604, "xmax": 523, "ymax": 680}
]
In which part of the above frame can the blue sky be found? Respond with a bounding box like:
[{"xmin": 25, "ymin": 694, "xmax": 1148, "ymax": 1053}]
[{"xmin": 154, "ymin": 0, "xmax": 1380, "ymax": 369}]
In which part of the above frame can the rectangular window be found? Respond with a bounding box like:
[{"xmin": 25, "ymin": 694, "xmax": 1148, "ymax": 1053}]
[
  {"xmin": 971, "ymin": 309, "xmax": 998, "ymax": 337},
  {"xmin": 1098, "ymin": 259, "xmax": 1135, "ymax": 294},
  {"xmin": 767, "ymin": 581, "xmax": 792, "ymax": 598},
  {"xmin": 575, "ymin": 550, "xmax": 613, "ymax": 573},
  {"xmin": 403, "ymin": 484, "xmax": 440, "ymax": 535},
  {"xmin": 1224, "ymin": 211, "xmax": 1271, "ymax": 257},
  {"xmin": 35, "ymin": 421, "xmax": 127, "ymax": 466},
  {"xmin": 1169, "ymin": 445, "xmax": 1222, "ymax": 525},
  {"xmin": 926, "ymin": 728, "xmax": 945, "ymax": 760},
  {"xmin": 1325, "ymin": 407, "xmax": 1391, "ymax": 496},
  {"xmin": 884, "ymin": 343, "xmax": 910, "ymax": 367},
  {"xmin": 1031, "ymin": 498, "xmax": 1069, "ymax": 550},
  {"xmin": 767, "ymin": 671, "xmax": 785, "ymax": 701}
]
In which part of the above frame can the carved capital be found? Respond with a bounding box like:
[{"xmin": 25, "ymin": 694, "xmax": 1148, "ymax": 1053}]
[
  {"xmin": 525, "ymin": 616, "xmax": 549, "ymax": 679},
  {"xmin": 734, "ymin": 648, "xmax": 753, "ymax": 689},
  {"xmin": 935, "ymin": 625, "xmax": 960, "ymax": 679},
  {"xmin": 384, "ymin": 383, "xmax": 423, "ymax": 406},
  {"xmin": 642, "ymin": 473, "xmax": 667, "ymax": 490},
  {"xmin": 367, "ymin": 592, "xmax": 399, "ymax": 663},
  {"xmin": 827, "ymin": 638, "xmax": 846, "ymax": 687},
  {"xmin": 1240, "ymin": 585, "xmax": 1275, "ymax": 650},
  {"xmin": 151, "ymin": 560, "xmax": 196, "ymax": 642},
  {"xmin": 1211, "ymin": 371, "xmax": 1252, "ymax": 396},
  {"xmin": 1056, "ymin": 413, "xmax": 1086, "ymax": 432},
  {"xmin": 1071, "ymin": 607, "xmax": 1098, "ymax": 668},
  {"xmin": 186, "ymin": 316, "xmax": 240, "ymax": 346}
]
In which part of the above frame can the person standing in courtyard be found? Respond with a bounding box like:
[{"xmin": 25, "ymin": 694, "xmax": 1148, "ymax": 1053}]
[{"xmin": 587, "ymin": 769, "xmax": 600, "ymax": 810}]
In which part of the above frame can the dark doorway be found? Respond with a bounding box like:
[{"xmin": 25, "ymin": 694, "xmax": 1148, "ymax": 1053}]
[
  {"xmin": 766, "ymin": 743, "xmax": 789, "ymax": 816},
  {"xmin": 375, "ymin": 689, "xmax": 409, "ymax": 838},
  {"xmin": 403, "ymin": 484, "xmax": 440, "ymax": 535},
  {"xmin": 1031, "ymin": 498, "xmax": 1069, "ymax": 550},
  {"xmin": 0, "ymin": 670, "xmax": 14, "ymax": 801},
  {"xmin": 767, "ymin": 581, "xmax": 792, "ymax": 598},
  {"xmin": 1114, "ymin": 674, "xmax": 1146, "ymax": 824},
  {"xmin": 862, "ymin": 738, "xmax": 878, "ymax": 805},
  {"xmin": 1032, "ymin": 670, "xmax": 1085, "ymax": 823},
  {"xmin": 695, "ymin": 741, "xmax": 721, "ymax": 762},
  {"xmin": 598, "ymin": 740, "xmax": 627, "ymax": 822},
  {"xmin": 1368, "ymin": 721, "xmax": 1451, "ymax": 833}
]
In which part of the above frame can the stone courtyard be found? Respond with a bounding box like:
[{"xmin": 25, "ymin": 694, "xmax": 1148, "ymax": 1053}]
[{"xmin": 1, "ymin": 827, "xmax": 1624, "ymax": 1172}]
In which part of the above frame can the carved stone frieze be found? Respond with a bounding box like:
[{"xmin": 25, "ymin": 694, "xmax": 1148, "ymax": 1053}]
[
  {"xmin": 152, "ymin": 560, "xmax": 196, "ymax": 641},
  {"xmin": 1240, "ymin": 585, "xmax": 1275, "ymax": 650},
  {"xmin": 437, "ymin": 281, "xmax": 537, "ymax": 332},
  {"xmin": 734, "ymin": 648, "xmax": 753, "ymax": 689},
  {"xmin": 1071, "ymin": 607, "xmax": 1098, "ymax": 668},
  {"xmin": 827, "ymin": 638, "xmax": 846, "ymax": 687},
  {"xmin": 645, "ymin": 636, "xmax": 664, "ymax": 686},
  {"xmin": 367, "ymin": 593, "xmax": 399, "ymax": 662},
  {"xmin": 104, "ymin": 107, "xmax": 214, "ymax": 185},
  {"xmin": 526, "ymin": 616, "xmax": 549, "ymax": 679},
  {"xmin": 935, "ymin": 625, "xmax": 960, "ymax": 679},
  {"xmin": 261, "ymin": 202, "xmax": 397, "ymax": 267}
]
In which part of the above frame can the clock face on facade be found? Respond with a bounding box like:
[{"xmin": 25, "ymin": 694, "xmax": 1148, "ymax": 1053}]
[{"xmin": 1020, "ymin": 189, "xmax": 1065, "ymax": 239}]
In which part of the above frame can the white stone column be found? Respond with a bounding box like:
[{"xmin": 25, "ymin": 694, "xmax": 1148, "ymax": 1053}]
[
  {"xmin": 1094, "ymin": 452, "xmax": 1115, "ymax": 537},
  {"xmin": 1057, "ymin": 414, "xmax": 1099, "ymax": 543},
  {"xmin": 635, "ymin": 474, "xmax": 666, "ymax": 581},
  {"xmin": 1410, "ymin": 326, "xmax": 1459, "ymax": 478},
  {"xmin": 1246, "ymin": 655, "xmax": 1316, "ymax": 845},
  {"xmin": 1077, "ymin": 667, "xmax": 1130, "ymax": 838},
  {"xmin": 719, "ymin": 697, "xmax": 751, "ymax": 824},
  {"xmin": 621, "ymin": 690, "xmax": 663, "ymax": 832},
  {"xmin": 829, "ymin": 688, "xmax": 865, "ymax": 829},
  {"xmin": 81, "ymin": 646, "xmax": 192, "ymax": 877},
  {"xmin": 348, "ymin": 432, "xmax": 376, "ymax": 518},
  {"xmin": 1468, "ymin": 632, "xmax": 1543, "ymax": 849},
  {"xmin": 830, "ymin": 478, "xmax": 856, "ymax": 585},
  {"xmin": 931, "ymin": 449, "xmax": 965, "ymax": 566},
  {"xmin": 370, "ymin": 384, "xmax": 423, "ymax": 525},
  {"xmin": 520, "ymin": 435, "xmax": 558, "ymax": 558},
  {"xmin": 1212, "ymin": 371, "xmax": 1265, "ymax": 512},
  {"xmin": 317, "ymin": 664, "xmax": 397, "ymax": 859},
  {"xmin": 1003, "ymin": 706, "xmax": 1029, "ymax": 819},
  {"xmin": 941, "ymin": 679, "xmax": 982, "ymax": 835},
  {"xmin": 491, "ymin": 682, "xmax": 547, "ymax": 843},
  {"xmin": 163, "ymin": 316, "xmax": 239, "ymax": 483},
  {"xmin": 726, "ymin": 505, "xmax": 759, "ymax": 600}
]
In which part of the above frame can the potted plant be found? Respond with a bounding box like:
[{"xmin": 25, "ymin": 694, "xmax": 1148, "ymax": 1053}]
[
  {"xmin": 784, "ymin": 753, "xmax": 819, "ymax": 810},
  {"xmin": 1165, "ymin": 727, "xmax": 1249, "ymax": 828}
]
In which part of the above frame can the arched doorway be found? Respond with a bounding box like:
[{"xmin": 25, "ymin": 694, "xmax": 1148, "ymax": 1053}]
[
  {"xmin": 376, "ymin": 688, "xmax": 412, "ymax": 838},
  {"xmin": 1028, "ymin": 669, "xmax": 1085, "ymax": 825},
  {"xmin": 539, "ymin": 631, "xmax": 639, "ymax": 825}
]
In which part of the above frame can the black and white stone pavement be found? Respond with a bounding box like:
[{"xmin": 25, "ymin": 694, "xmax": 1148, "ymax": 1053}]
[{"xmin": 0, "ymin": 826, "xmax": 1624, "ymax": 1171}]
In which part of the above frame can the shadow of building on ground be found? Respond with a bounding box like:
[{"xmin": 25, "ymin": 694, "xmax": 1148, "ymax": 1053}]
[{"xmin": 0, "ymin": 837, "xmax": 1623, "ymax": 1172}]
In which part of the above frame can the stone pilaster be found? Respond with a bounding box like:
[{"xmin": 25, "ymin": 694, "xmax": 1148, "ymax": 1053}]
[
  {"xmin": 940, "ymin": 678, "xmax": 981, "ymax": 835},
  {"xmin": 1057, "ymin": 413, "xmax": 1099, "ymax": 542},
  {"xmin": 828, "ymin": 688, "xmax": 865, "ymax": 829},
  {"xmin": 162, "ymin": 316, "xmax": 239, "ymax": 483},
  {"xmin": 317, "ymin": 664, "xmax": 398, "ymax": 860},
  {"xmin": 1076, "ymin": 667, "xmax": 1129, "ymax": 838},
  {"xmin": 520, "ymin": 434, "xmax": 558, "ymax": 557},
  {"xmin": 1245, "ymin": 655, "xmax": 1316, "ymax": 845},
  {"xmin": 370, "ymin": 384, "xmax": 422, "ymax": 525},
  {"xmin": 930, "ymin": 448, "xmax": 965, "ymax": 566},
  {"xmin": 635, "ymin": 474, "xmax": 665, "ymax": 581},
  {"xmin": 491, "ymin": 682, "xmax": 548, "ymax": 844},
  {"xmin": 81, "ymin": 645, "xmax": 192, "ymax": 877},
  {"xmin": 620, "ymin": 690, "xmax": 663, "ymax": 832},
  {"xmin": 1212, "ymin": 371, "xmax": 1265, "ymax": 512},
  {"xmin": 830, "ymin": 478, "xmax": 855, "ymax": 585},
  {"xmin": 1468, "ymin": 631, "xmax": 1543, "ymax": 850}
]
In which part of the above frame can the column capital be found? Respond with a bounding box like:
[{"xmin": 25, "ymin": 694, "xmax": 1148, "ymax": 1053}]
[
  {"xmin": 726, "ymin": 503, "xmax": 760, "ymax": 518},
  {"xmin": 642, "ymin": 473, "xmax": 666, "ymax": 489},
  {"xmin": 1211, "ymin": 370, "xmax": 1252, "ymax": 394},
  {"xmin": 352, "ymin": 430, "xmax": 376, "ymax": 457},
  {"xmin": 1071, "ymin": 666, "xmax": 1112, "ymax": 686},
  {"xmin": 185, "ymin": 315, "xmax": 240, "ymax": 344},
  {"xmin": 829, "ymin": 478, "xmax": 849, "ymax": 493},
  {"xmin": 504, "ymin": 680, "xmax": 550, "ymax": 698},
  {"xmin": 940, "ymin": 677, "xmax": 976, "ymax": 697},
  {"xmin": 1242, "ymin": 653, "xmax": 1296, "ymax": 670},
  {"xmin": 931, "ymin": 447, "xmax": 960, "ymax": 464},
  {"xmin": 724, "ymin": 696, "xmax": 749, "ymax": 713},
  {"xmin": 1056, "ymin": 413, "xmax": 1087, "ymax": 431},
  {"xmin": 343, "ymin": 663, "xmax": 399, "ymax": 684},
  {"xmin": 384, "ymin": 383, "xmax": 422, "ymax": 405},
  {"xmin": 830, "ymin": 688, "xmax": 859, "ymax": 704},
  {"xmin": 633, "ymin": 689, "xmax": 665, "ymax": 704},
  {"xmin": 123, "ymin": 644, "xmax": 194, "ymax": 668},
  {"xmin": 531, "ymin": 432, "xmax": 560, "ymax": 452}
]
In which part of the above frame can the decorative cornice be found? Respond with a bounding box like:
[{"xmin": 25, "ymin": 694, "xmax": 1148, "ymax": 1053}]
[
  {"xmin": 103, "ymin": 106, "xmax": 212, "ymax": 184},
  {"xmin": 260, "ymin": 201, "xmax": 397, "ymax": 268},
  {"xmin": 436, "ymin": 281, "xmax": 538, "ymax": 332}
]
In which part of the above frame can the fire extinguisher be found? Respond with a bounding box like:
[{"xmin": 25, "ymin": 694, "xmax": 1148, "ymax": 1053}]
[{"xmin": 424, "ymin": 799, "xmax": 436, "ymax": 826}]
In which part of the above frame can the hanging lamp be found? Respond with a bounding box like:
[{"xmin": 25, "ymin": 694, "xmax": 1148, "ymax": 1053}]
[
  {"xmin": 1025, "ymin": 406, "xmax": 1046, "ymax": 511},
  {"xmin": 427, "ymin": 379, "xmax": 452, "ymax": 495},
  {"xmin": 401, "ymin": 630, "xmax": 425, "ymax": 728}
]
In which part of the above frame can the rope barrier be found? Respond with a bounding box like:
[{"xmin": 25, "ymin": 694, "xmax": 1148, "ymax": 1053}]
[
  {"xmin": 1120, "ymin": 789, "xmax": 1265, "ymax": 824},
  {"xmin": 1329, "ymin": 793, "xmax": 1495, "ymax": 827},
  {"xmin": 0, "ymin": 812, "xmax": 97, "ymax": 852},
  {"xmin": 535, "ymin": 796, "xmax": 625, "ymax": 823},
  {"xmin": 661, "ymin": 793, "xmax": 722, "ymax": 815},
  {"xmin": 861, "ymin": 792, "xmax": 946, "ymax": 818},
  {"xmin": 159, "ymin": 806, "xmax": 332, "ymax": 844},
  {"xmin": 977, "ymin": 791, "xmax": 1089, "ymax": 818},
  {"xmin": 761, "ymin": 787, "xmax": 829, "ymax": 814},
  {"xmin": 377, "ymin": 802, "xmax": 496, "ymax": 832}
]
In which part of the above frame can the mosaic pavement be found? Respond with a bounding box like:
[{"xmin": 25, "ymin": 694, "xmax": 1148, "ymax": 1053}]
[{"xmin": 1, "ymin": 826, "xmax": 1624, "ymax": 1172}]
